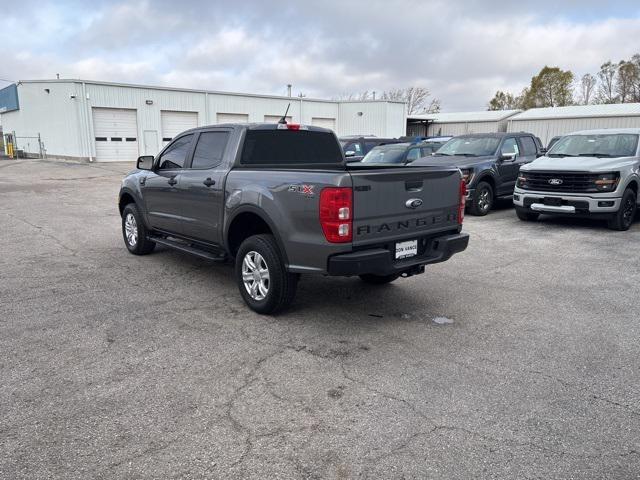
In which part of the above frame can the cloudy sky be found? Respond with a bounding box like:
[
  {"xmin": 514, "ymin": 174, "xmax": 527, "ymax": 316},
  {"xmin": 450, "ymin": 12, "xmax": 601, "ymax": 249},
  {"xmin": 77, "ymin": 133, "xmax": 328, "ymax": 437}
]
[{"xmin": 2, "ymin": 0, "xmax": 640, "ymax": 111}]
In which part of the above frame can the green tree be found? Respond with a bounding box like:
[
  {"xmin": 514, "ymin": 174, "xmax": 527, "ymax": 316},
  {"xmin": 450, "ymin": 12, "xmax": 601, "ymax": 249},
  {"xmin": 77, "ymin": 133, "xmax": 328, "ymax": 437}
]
[
  {"xmin": 521, "ymin": 66, "xmax": 574, "ymax": 108},
  {"xmin": 488, "ymin": 90, "xmax": 519, "ymax": 110}
]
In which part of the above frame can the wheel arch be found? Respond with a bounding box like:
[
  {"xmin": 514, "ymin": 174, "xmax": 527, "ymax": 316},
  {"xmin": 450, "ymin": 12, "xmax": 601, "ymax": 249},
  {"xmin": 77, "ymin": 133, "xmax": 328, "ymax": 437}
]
[{"xmin": 225, "ymin": 206, "xmax": 289, "ymax": 265}]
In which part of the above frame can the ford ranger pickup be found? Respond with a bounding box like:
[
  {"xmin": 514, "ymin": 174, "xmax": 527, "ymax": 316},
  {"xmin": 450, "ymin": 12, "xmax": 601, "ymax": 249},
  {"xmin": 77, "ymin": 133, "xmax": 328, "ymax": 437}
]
[{"xmin": 118, "ymin": 123, "xmax": 469, "ymax": 313}]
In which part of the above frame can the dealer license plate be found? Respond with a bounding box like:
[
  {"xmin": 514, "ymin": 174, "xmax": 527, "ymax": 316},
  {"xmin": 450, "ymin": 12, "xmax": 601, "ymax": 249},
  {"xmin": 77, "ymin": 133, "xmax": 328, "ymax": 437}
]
[{"xmin": 395, "ymin": 239, "xmax": 418, "ymax": 260}]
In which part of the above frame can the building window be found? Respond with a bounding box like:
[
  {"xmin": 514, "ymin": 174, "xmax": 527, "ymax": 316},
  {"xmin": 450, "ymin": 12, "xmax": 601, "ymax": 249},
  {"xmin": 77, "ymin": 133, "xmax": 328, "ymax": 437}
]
[
  {"xmin": 111, "ymin": 137, "xmax": 123, "ymax": 142},
  {"xmin": 95, "ymin": 137, "xmax": 107, "ymax": 141}
]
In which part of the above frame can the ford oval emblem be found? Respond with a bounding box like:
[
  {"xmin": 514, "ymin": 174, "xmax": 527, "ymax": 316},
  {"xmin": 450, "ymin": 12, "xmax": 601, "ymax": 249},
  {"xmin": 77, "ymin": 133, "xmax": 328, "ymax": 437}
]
[
  {"xmin": 548, "ymin": 178, "xmax": 563, "ymax": 185},
  {"xmin": 406, "ymin": 198, "xmax": 423, "ymax": 209}
]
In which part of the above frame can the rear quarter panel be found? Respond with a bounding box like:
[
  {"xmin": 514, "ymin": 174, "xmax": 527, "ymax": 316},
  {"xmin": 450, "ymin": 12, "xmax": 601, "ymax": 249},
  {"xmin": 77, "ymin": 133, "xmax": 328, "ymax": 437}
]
[{"xmin": 224, "ymin": 169, "xmax": 355, "ymax": 273}]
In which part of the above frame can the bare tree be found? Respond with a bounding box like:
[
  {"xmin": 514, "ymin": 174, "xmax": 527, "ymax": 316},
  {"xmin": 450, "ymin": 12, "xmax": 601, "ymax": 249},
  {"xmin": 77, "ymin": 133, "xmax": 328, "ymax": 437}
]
[
  {"xmin": 597, "ymin": 61, "xmax": 618, "ymax": 104},
  {"xmin": 632, "ymin": 54, "xmax": 640, "ymax": 102},
  {"xmin": 381, "ymin": 87, "xmax": 440, "ymax": 114},
  {"xmin": 578, "ymin": 73, "xmax": 597, "ymax": 105}
]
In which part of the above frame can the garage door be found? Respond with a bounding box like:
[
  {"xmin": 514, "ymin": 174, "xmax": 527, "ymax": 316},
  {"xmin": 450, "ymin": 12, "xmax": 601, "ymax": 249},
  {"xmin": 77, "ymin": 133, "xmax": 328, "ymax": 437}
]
[
  {"xmin": 311, "ymin": 117, "xmax": 336, "ymax": 130},
  {"xmin": 161, "ymin": 111, "xmax": 198, "ymax": 146},
  {"xmin": 93, "ymin": 108, "xmax": 139, "ymax": 162},
  {"xmin": 217, "ymin": 113, "xmax": 249, "ymax": 124}
]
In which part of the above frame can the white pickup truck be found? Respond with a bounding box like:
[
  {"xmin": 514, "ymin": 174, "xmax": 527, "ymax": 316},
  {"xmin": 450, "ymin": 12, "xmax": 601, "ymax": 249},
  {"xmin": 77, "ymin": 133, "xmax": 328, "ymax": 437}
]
[{"xmin": 513, "ymin": 128, "xmax": 640, "ymax": 231}]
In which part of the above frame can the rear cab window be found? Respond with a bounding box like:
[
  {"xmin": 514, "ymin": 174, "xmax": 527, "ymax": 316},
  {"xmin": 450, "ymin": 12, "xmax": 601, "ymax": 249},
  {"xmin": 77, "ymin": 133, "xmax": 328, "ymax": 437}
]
[
  {"xmin": 191, "ymin": 131, "xmax": 229, "ymax": 169},
  {"xmin": 241, "ymin": 128, "xmax": 343, "ymax": 167}
]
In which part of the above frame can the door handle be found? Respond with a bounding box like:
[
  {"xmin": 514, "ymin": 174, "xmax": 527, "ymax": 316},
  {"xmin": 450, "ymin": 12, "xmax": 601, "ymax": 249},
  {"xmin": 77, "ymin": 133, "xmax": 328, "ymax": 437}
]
[
  {"xmin": 203, "ymin": 178, "xmax": 215, "ymax": 187},
  {"xmin": 168, "ymin": 176, "xmax": 178, "ymax": 186}
]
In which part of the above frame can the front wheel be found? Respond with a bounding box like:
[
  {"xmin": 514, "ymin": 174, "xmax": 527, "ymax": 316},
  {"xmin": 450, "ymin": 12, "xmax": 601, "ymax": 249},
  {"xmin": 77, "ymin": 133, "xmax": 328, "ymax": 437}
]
[
  {"xmin": 235, "ymin": 234, "xmax": 298, "ymax": 314},
  {"xmin": 122, "ymin": 203, "xmax": 155, "ymax": 255},
  {"xmin": 469, "ymin": 181, "xmax": 493, "ymax": 216},
  {"xmin": 608, "ymin": 189, "xmax": 637, "ymax": 231}
]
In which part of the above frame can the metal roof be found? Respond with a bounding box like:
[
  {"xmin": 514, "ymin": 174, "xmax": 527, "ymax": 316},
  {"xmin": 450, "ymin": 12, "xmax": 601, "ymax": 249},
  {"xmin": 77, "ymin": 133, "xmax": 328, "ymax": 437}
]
[
  {"xmin": 510, "ymin": 103, "xmax": 640, "ymax": 121},
  {"xmin": 408, "ymin": 110, "xmax": 521, "ymax": 123},
  {"xmin": 15, "ymin": 79, "xmax": 405, "ymax": 105}
]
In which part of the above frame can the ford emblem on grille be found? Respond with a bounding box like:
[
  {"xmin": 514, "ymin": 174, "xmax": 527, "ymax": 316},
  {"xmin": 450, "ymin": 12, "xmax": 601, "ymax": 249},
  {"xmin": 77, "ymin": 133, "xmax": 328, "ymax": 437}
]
[
  {"xmin": 548, "ymin": 178, "xmax": 563, "ymax": 185},
  {"xmin": 406, "ymin": 198, "xmax": 423, "ymax": 209}
]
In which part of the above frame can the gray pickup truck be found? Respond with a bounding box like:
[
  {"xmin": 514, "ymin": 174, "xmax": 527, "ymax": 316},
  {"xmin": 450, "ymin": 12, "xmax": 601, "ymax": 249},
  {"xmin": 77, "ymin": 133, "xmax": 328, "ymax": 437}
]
[{"xmin": 118, "ymin": 123, "xmax": 469, "ymax": 313}]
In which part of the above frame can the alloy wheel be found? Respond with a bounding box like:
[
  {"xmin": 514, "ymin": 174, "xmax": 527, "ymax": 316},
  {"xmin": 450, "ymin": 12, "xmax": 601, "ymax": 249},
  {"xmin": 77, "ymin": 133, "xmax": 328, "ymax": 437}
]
[
  {"xmin": 124, "ymin": 213, "xmax": 138, "ymax": 246},
  {"xmin": 242, "ymin": 251, "xmax": 270, "ymax": 301}
]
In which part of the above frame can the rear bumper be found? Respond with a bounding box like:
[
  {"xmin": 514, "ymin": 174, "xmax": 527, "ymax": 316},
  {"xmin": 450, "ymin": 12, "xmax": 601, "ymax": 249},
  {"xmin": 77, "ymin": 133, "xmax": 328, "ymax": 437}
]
[{"xmin": 327, "ymin": 232, "xmax": 469, "ymax": 276}]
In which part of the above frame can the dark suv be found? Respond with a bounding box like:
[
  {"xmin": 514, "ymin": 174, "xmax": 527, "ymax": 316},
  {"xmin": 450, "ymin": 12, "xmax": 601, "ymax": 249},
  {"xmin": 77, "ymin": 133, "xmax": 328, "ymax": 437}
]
[
  {"xmin": 360, "ymin": 142, "xmax": 440, "ymax": 165},
  {"xmin": 339, "ymin": 136, "xmax": 401, "ymax": 162},
  {"xmin": 412, "ymin": 132, "xmax": 543, "ymax": 215}
]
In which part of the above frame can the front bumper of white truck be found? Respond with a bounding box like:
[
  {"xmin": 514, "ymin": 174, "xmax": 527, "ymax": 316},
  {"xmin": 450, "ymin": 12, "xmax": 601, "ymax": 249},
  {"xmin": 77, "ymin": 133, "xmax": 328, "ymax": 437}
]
[{"xmin": 513, "ymin": 188, "xmax": 622, "ymax": 215}]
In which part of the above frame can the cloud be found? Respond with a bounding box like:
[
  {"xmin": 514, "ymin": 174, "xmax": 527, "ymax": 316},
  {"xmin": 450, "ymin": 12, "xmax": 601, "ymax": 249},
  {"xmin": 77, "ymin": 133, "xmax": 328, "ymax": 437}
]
[{"xmin": 2, "ymin": 0, "xmax": 640, "ymax": 110}]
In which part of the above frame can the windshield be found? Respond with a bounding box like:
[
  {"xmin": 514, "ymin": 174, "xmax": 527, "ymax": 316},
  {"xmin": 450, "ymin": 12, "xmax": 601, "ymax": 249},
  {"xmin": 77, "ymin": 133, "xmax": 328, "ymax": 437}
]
[
  {"xmin": 548, "ymin": 134, "xmax": 639, "ymax": 158},
  {"xmin": 361, "ymin": 145, "xmax": 407, "ymax": 164},
  {"xmin": 436, "ymin": 137, "xmax": 500, "ymax": 157}
]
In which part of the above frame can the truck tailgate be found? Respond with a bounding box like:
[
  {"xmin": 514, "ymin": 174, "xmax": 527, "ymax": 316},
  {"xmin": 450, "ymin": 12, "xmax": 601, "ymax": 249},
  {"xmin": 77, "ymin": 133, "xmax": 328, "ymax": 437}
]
[{"xmin": 348, "ymin": 165, "xmax": 461, "ymax": 247}]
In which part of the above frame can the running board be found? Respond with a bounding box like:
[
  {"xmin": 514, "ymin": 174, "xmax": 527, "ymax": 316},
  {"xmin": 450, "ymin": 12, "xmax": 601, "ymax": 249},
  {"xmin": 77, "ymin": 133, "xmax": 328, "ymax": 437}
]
[{"xmin": 150, "ymin": 236, "xmax": 227, "ymax": 262}]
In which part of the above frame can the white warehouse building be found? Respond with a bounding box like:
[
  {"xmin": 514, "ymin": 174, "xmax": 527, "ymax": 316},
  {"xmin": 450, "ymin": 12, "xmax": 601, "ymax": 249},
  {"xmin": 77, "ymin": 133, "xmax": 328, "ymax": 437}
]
[
  {"xmin": 406, "ymin": 110, "xmax": 521, "ymax": 137},
  {"xmin": 507, "ymin": 103, "xmax": 640, "ymax": 146},
  {"xmin": 0, "ymin": 79, "xmax": 407, "ymax": 162}
]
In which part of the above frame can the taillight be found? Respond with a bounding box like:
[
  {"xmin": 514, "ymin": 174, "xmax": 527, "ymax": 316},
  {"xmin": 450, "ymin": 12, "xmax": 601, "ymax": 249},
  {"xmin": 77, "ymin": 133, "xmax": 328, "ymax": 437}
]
[
  {"xmin": 320, "ymin": 187, "xmax": 353, "ymax": 243},
  {"xmin": 458, "ymin": 180, "xmax": 466, "ymax": 225}
]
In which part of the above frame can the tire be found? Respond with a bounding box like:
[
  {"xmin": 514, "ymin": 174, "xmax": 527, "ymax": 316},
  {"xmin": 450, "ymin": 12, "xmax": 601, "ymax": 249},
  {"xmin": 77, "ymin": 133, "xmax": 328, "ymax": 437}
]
[
  {"xmin": 122, "ymin": 203, "xmax": 156, "ymax": 255},
  {"xmin": 359, "ymin": 273, "xmax": 400, "ymax": 285},
  {"xmin": 469, "ymin": 181, "xmax": 494, "ymax": 216},
  {"xmin": 515, "ymin": 207, "xmax": 540, "ymax": 222},
  {"xmin": 235, "ymin": 234, "xmax": 298, "ymax": 314},
  {"xmin": 607, "ymin": 188, "xmax": 637, "ymax": 231}
]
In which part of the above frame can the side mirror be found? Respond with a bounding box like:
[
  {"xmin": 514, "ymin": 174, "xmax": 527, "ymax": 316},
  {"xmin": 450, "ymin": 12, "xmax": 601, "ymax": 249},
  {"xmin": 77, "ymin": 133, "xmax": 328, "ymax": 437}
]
[
  {"xmin": 345, "ymin": 150, "xmax": 356, "ymax": 158},
  {"xmin": 498, "ymin": 153, "xmax": 516, "ymax": 162},
  {"xmin": 537, "ymin": 148, "xmax": 547, "ymax": 158},
  {"xmin": 137, "ymin": 155, "xmax": 154, "ymax": 170}
]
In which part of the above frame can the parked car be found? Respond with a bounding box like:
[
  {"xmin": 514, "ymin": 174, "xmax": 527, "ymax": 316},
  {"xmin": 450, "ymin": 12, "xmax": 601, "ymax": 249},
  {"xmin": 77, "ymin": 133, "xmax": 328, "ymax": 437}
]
[
  {"xmin": 360, "ymin": 141, "xmax": 443, "ymax": 165},
  {"xmin": 412, "ymin": 132, "xmax": 543, "ymax": 215},
  {"xmin": 421, "ymin": 136, "xmax": 453, "ymax": 155},
  {"xmin": 514, "ymin": 128, "xmax": 640, "ymax": 230},
  {"xmin": 119, "ymin": 123, "xmax": 469, "ymax": 314},
  {"xmin": 339, "ymin": 136, "xmax": 401, "ymax": 162},
  {"xmin": 547, "ymin": 135, "xmax": 562, "ymax": 150}
]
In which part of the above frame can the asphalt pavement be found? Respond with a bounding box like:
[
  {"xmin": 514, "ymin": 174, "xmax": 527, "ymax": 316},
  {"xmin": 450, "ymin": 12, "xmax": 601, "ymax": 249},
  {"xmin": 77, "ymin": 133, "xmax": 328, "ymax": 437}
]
[{"xmin": 1, "ymin": 158, "xmax": 639, "ymax": 479}]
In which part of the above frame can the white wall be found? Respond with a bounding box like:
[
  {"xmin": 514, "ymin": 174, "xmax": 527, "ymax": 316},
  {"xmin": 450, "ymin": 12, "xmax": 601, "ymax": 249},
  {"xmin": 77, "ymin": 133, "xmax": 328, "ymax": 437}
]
[
  {"xmin": 428, "ymin": 120, "xmax": 506, "ymax": 136},
  {"xmin": 4, "ymin": 80, "xmax": 407, "ymax": 160},
  {"xmin": 0, "ymin": 82, "xmax": 85, "ymax": 158},
  {"xmin": 508, "ymin": 116, "xmax": 640, "ymax": 145}
]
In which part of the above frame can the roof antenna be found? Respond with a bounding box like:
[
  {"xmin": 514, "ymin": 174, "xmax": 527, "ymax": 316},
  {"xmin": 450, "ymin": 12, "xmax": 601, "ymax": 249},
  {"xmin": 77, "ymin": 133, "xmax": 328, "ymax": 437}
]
[{"xmin": 278, "ymin": 103, "xmax": 290, "ymax": 124}]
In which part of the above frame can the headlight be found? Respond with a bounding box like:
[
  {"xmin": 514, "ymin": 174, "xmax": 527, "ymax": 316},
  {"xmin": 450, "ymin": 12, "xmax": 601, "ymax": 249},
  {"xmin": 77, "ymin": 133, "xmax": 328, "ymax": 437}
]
[
  {"xmin": 517, "ymin": 172, "xmax": 528, "ymax": 188},
  {"xmin": 594, "ymin": 172, "xmax": 620, "ymax": 192},
  {"xmin": 460, "ymin": 168, "xmax": 474, "ymax": 184}
]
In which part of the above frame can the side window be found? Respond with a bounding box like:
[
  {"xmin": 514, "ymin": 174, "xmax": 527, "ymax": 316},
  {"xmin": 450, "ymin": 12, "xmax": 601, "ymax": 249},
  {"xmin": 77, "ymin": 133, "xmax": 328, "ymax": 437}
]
[
  {"xmin": 346, "ymin": 142, "xmax": 363, "ymax": 155},
  {"xmin": 157, "ymin": 134, "xmax": 193, "ymax": 170},
  {"xmin": 191, "ymin": 131, "xmax": 230, "ymax": 169},
  {"xmin": 406, "ymin": 148, "xmax": 421, "ymax": 162},
  {"xmin": 520, "ymin": 136, "xmax": 537, "ymax": 156},
  {"xmin": 501, "ymin": 137, "xmax": 519, "ymax": 156},
  {"xmin": 363, "ymin": 141, "xmax": 378, "ymax": 153}
]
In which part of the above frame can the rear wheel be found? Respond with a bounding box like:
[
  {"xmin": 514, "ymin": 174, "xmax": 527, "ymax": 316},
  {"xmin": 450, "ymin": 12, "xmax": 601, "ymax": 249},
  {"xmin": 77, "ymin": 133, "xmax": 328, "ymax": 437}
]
[
  {"xmin": 122, "ymin": 203, "xmax": 155, "ymax": 255},
  {"xmin": 608, "ymin": 188, "xmax": 637, "ymax": 231},
  {"xmin": 235, "ymin": 234, "xmax": 298, "ymax": 314},
  {"xmin": 515, "ymin": 207, "xmax": 540, "ymax": 222},
  {"xmin": 359, "ymin": 273, "xmax": 400, "ymax": 285},
  {"xmin": 469, "ymin": 181, "xmax": 493, "ymax": 216}
]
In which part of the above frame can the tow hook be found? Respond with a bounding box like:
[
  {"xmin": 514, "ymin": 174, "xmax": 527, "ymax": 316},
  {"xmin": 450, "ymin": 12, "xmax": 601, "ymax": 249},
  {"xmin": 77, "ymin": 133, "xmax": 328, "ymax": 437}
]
[{"xmin": 400, "ymin": 265, "xmax": 425, "ymax": 278}]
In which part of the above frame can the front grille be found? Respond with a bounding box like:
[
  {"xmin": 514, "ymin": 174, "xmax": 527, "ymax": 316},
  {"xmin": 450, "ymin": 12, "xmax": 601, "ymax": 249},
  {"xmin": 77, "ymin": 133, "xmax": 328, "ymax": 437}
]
[{"xmin": 520, "ymin": 171, "xmax": 599, "ymax": 193}]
